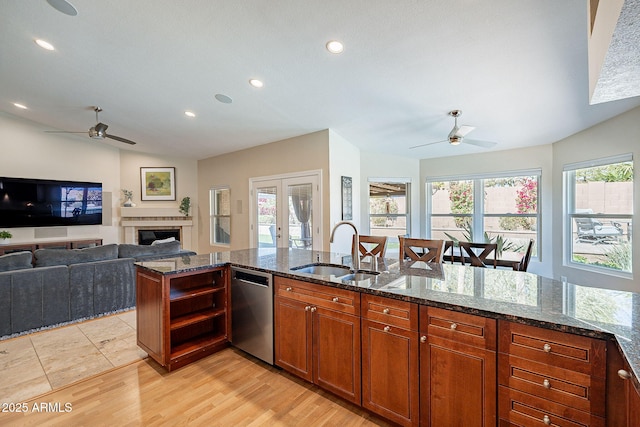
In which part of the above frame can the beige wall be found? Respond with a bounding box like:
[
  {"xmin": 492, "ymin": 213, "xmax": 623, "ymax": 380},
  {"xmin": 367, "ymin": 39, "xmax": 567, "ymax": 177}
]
[
  {"xmin": 119, "ymin": 151, "xmax": 199, "ymax": 246},
  {"xmin": 553, "ymin": 106, "xmax": 640, "ymax": 291},
  {"xmin": 197, "ymin": 130, "xmax": 330, "ymax": 252},
  {"xmin": 420, "ymin": 144, "xmax": 554, "ymax": 278}
]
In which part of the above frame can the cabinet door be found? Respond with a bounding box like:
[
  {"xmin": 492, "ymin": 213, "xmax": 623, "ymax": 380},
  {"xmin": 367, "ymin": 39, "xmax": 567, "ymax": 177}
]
[
  {"xmin": 630, "ymin": 379, "xmax": 640, "ymax": 427},
  {"xmin": 274, "ymin": 295, "xmax": 313, "ymax": 382},
  {"xmin": 421, "ymin": 334, "xmax": 496, "ymax": 426},
  {"xmin": 362, "ymin": 319, "xmax": 419, "ymax": 427},
  {"xmin": 136, "ymin": 269, "xmax": 165, "ymax": 364},
  {"xmin": 313, "ymin": 307, "xmax": 361, "ymax": 405}
]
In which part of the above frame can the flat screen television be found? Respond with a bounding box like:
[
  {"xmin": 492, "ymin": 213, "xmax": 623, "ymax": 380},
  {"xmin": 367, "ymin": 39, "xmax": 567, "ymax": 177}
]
[{"xmin": 0, "ymin": 177, "xmax": 103, "ymax": 228}]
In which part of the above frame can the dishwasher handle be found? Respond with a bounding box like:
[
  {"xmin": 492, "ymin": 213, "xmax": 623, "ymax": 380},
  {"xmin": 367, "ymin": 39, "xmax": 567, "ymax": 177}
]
[{"xmin": 233, "ymin": 269, "xmax": 271, "ymax": 287}]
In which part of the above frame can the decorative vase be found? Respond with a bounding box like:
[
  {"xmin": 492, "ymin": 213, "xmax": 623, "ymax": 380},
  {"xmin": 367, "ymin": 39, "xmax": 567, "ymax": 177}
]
[
  {"xmin": 0, "ymin": 238, "xmax": 10, "ymax": 245},
  {"xmin": 124, "ymin": 198, "xmax": 136, "ymax": 207}
]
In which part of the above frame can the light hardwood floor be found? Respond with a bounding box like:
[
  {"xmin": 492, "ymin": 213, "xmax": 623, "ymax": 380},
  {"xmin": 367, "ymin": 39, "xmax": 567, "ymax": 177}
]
[{"xmin": 1, "ymin": 347, "xmax": 389, "ymax": 426}]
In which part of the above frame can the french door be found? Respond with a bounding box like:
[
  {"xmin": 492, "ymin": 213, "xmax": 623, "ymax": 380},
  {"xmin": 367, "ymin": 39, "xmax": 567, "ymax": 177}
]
[{"xmin": 250, "ymin": 173, "xmax": 321, "ymax": 250}]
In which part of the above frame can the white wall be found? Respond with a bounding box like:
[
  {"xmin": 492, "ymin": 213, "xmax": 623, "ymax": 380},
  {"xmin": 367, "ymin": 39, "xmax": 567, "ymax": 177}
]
[
  {"xmin": 553, "ymin": 106, "xmax": 640, "ymax": 291},
  {"xmin": 0, "ymin": 112, "xmax": 121, "ymax": 243},
  {"xmin": 328, "ymin": 130, "xmax": 361, "ymax": 255},
  {"xmin": 419, "ymin": 145, "xmax": 554, "ymax": 278}
]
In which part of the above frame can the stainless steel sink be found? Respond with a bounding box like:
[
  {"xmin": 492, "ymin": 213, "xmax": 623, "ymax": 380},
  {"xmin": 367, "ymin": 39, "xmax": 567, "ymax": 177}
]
[
  {"xmin": 291, "ymin": 264, "xmax": 352, "ymax": 276},
  {"xmin": 290, "ymin": 264, "xmax": 380, "ymax": 284}
]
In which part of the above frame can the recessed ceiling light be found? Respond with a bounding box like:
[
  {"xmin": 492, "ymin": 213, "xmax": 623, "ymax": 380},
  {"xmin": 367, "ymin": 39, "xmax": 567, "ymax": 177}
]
[
  {"xmin": 215, "ymin": 94, "xmax": 233, "ymax": 104},
  {"xmin": 13, "ymin": 103, "xmax": 28, "ymax": 110},
  {"xmin": 326, "ymin": 40, "xmax": 344, "ymax": 54},
  {"xmin": 249, "ymin": 79, "xmax": 264, "ymax": 88},
  {"xmin": 35, "ymin": 39, "xmax": 55, "ymax": 51},
  {"xmin": 184, "ymin": 111, "xmax": 196, "ymax": 118}
]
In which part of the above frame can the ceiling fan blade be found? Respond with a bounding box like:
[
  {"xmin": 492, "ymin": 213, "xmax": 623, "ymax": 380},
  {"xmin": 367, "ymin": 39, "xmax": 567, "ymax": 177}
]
[
  {"xmin": 44, "ymin": 130, "xmax": 87, "ymax": 134},
  {"xmin": 105, "ymin": 133, "xmax": 137, "ymax": 145},
  {"xmin": 463, "ymin": 139, "xmax": 497, "ymax": 148},
  {"xmin": 455, "ymin": 125, "xmax": 476, "ymax": 137},
  {"xmin": 409, "ymin": 139, "xmax": 448, "ymax": 149}
]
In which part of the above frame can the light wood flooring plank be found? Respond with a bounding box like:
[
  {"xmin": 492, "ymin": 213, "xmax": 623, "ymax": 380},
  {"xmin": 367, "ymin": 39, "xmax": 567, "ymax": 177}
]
[{"xmin": 0, "ymin": 348, "xmax": 389, "ymax": 427}]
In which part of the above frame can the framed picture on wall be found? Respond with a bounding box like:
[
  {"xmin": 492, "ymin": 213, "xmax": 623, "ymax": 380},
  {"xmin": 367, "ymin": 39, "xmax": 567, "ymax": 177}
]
[
  {"xmin": 341, "ymin": 176, "xmax": 352, "ymax": 220},
  {"xmin": 140, "ymin": 167, "xmax": 176, "ymax": 201}
]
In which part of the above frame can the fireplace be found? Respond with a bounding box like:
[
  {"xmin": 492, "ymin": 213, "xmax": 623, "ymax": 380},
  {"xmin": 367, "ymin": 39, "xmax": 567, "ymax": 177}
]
[
  {"xmin": 121, "ymin": 207, "xmax": 193, "ymax": 250},
  {"xmin": 138, "ymin": 229, "xmax": 181, "ymax": 245}
]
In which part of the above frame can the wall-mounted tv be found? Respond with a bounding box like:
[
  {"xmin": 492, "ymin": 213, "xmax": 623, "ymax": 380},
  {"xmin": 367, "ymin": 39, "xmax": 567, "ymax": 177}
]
[{"xmin": 0, "ymin": 177, "xmax": 102, "ymax": 228}]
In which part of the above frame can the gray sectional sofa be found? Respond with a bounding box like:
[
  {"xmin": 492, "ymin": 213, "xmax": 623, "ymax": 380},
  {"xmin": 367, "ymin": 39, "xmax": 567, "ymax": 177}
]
[{"xmin": 0, "ymin": 241, "xmax": 195, "ymax": 338}]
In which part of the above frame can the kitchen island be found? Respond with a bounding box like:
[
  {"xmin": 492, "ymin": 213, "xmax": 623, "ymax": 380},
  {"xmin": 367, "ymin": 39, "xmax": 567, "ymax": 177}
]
[{"xmin": 136, "ymin": 248, "xmax": 640, "ymax": 426}]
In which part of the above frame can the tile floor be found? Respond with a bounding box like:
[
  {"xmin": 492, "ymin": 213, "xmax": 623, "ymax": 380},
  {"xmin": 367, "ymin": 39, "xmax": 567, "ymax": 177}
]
[{"xmin": 0, "ymin": 310, "xmax": 146, "ymax": 403}]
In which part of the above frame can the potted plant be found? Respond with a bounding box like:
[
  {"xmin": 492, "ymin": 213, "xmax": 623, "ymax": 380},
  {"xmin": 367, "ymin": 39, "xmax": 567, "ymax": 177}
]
[
  {"xmin": 121, "ymin": 189, "xmax": 135, "ymax": 207},
  {"xmin": 0, "ymin": 230, "xmax": 12, "ymax": 244},
  {"xmin": 179, "ymin": 196, "xmax": 191, "ymax": 216}
]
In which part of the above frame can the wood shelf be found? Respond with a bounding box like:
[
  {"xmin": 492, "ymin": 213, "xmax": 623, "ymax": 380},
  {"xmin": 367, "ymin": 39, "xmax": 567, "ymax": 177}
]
[
  {"xmin": 170, "ymin": 333, "xmax": 228, "ymax": 360},
  {"xmin": 170, "ymin": 285, "xmax": 221, "ymax": 302},
  {"xmin": 170, "ymin": 307, "xmax": 226, "ymax": 331}
]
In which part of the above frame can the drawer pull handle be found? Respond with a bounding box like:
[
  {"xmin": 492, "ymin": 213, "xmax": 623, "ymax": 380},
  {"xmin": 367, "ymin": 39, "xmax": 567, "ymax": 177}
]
[
  {"xmin": 383, "ymin": 308, "xmax": 390, "ymax": 314},
  {"xmin": 543, "ymin": 379, "xmax": 551, "ymax": 389},
  {"xmin": 332, "ymin": 297, "xmax": 339, "ymax": 302},
  {"xmin": 420, "ymin": 335, "xmax": 427, "ymax": 343},
  {"xmin": 543, "ymin": 343, "xmax": 552, "ymax": 353},
  {"xmin": 305, "ymin": 305, "xmax": 311, "ymax": 311},
  {"xmin": 618, "ymin": 369, "xmax": 632, "ymax": 380},
  {"xmin": 286, "ymin": 287, "xmax": 293, "ymax": 292},
  {"xmin": 543, "ymin": 415, "xmax": 551, "ymax": 425},
  {"xmin": 383, "ymin": 326, "xmax": 391, "ymax": 332},
  {"xmin": 450, "ymin": 322, "xmax": 458, "ymax": 330},
  {"xmin": 310, "ymin": 306, "xmax": 317, "ymax": 312}
]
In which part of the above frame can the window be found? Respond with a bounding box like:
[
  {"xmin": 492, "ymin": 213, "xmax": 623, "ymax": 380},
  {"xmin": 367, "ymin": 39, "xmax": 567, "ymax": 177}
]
[
  {"xmin": 368, "ymin": 180, "xmax": 410, "ymax": 253},
  {"xmin": 427, "ymin": 170, "xmax": 540, "ymax": 261},
  {"xmin": 564, "ymin": 155, "xmax": 633, "ymax": 275},
  {"xmin": 210, "ymin": 187, "xmax": 230, "ymax": 245}
]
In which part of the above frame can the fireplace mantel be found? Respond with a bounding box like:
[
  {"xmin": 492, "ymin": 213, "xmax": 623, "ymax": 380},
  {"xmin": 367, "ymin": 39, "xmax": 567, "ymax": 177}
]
[{"xmin": 121, "ymin": 207, "xmax": 193, "ymax": 249}]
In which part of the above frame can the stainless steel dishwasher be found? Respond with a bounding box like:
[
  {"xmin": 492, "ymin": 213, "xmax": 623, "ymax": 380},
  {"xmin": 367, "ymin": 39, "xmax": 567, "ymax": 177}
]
[{"xmin": 230, "ymin": 266, "xmax": 274, "ymax": 364}]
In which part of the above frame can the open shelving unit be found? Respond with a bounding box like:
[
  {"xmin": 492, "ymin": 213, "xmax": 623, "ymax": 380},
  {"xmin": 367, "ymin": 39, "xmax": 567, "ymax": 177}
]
[{"xmin": 136, "ymin": 265, "xmax": 229, "ymax": 371}]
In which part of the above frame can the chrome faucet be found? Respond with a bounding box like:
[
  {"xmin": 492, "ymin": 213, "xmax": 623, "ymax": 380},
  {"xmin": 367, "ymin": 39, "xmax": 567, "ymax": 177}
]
[{"xmin": 329, "ymin": 221, "xmax": 360, "ymax": 271}]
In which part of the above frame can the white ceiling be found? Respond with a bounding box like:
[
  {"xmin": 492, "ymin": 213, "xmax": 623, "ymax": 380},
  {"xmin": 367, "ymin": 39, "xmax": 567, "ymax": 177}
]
[{"xmin": 2, "ymin": 0, "xmax": 639, "ymax": 160}]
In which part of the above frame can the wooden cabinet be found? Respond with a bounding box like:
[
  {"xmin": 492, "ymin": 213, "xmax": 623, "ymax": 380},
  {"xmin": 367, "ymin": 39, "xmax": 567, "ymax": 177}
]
[
  {"xmin": 136, "ymin": 265, "xmax": 229, "ymax": 371},
  {"xmin": 498, "ymin": 321, "xmax": 606, "ymax": 426},
  {"xmin": 274, "ymin": 277, "xmax": 361, "ymax": 404},
  {"xmin": 419, "ymin": 306, "xmax": 497, "ymax": 427},
  {"xmin": 606, "ymin": 340, "xmax": 640, "ymax": 427},
  {"xmin": 361, "ymin": 294, "xmax": 419, "ymax": 426}
]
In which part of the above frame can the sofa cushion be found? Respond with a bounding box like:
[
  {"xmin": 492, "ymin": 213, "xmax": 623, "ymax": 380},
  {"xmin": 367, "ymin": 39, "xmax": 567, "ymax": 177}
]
[
  {"xmin": 118, "ymin": 241, "xmax": 181, "ymax": 260},
  {"xmin": 34, "ymin": 244, "xmax": 119, "ymax": 267},
  {"xmin": 0, "ymin": 251, "xmax": 33, "ymax": 272}
]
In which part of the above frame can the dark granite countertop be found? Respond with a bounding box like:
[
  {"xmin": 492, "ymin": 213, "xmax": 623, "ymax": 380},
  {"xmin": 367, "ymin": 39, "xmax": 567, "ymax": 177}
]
[{"xmin": 136, "ymin": 248, "xmax": 640, "ymax": 387}]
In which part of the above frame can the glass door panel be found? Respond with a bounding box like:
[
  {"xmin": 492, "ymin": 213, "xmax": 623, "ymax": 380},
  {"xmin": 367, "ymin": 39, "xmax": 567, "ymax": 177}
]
[
  {"xmin": 256, "ymin": 183, "xmax": 280, "ymax": 248},
  {"xmin": 288, "ymin": 183, "xmax": 313, "ymax": 250}
]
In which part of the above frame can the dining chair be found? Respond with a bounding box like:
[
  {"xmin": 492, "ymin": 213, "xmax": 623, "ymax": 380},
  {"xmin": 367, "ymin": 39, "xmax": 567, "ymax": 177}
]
[
  {"xmin": 459, "ymin": 242, "xmax": 498, "ymax": 268},
  {"xmin": 398, "ymin": 236, "xmax": 445, "ymax": 263},
  {"xmin": 513, "ymin": 239, "xmax": 534, "ymax": 272},
  {"xmin": 443, "ymin": 240, "xmax": 456, "ymax": 264},
  {"xmin": 353, "ymin": 235, "xmax": 388, "ymax": 259}
]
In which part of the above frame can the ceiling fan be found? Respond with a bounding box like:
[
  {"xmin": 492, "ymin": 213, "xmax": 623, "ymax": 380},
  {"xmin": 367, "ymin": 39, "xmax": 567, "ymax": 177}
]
[
  {"xmin": 410, "ymin": 110, "xmax": 497, "ymax": 149},
  {"xmin": 45, "ymin": 107, "xmax": 137, "ymax": 145}
]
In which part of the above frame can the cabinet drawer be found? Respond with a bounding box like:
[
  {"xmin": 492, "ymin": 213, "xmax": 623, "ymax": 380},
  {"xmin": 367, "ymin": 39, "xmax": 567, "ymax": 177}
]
[
  {"xmin": 361, "ymin": 293, "xmax": 418, "ymax": 330},
  {"xmin": 420, "ymin": 306, "xmax": 496, "ymax": 350},
  {"xmin": 275, "ymin": 277, "xmax": 359, "ymax": 315},
  {"xmin": 499, "ymin": 386, "xmax": 604, "ymax": 427},
  {"xmin": 498, "ymin": 354, "xmax": 605, "ymax": 416},
  {"xmin": 499, "ymin": 321, "xmax": 605, "ymax": 376}
]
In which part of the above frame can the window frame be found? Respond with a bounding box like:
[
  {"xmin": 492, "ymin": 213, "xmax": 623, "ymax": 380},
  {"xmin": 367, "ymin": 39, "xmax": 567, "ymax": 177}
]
[
  {"xmin": 426, "ymin": 169, "xmax": 542, "ymax": 260},
  {"xmin": 563, "ymin": 154, "xmax": 633, "ymax": 278},
  {"xmin": 209, "ymin": 186, "xmax": 231, "ymax": 246}
]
